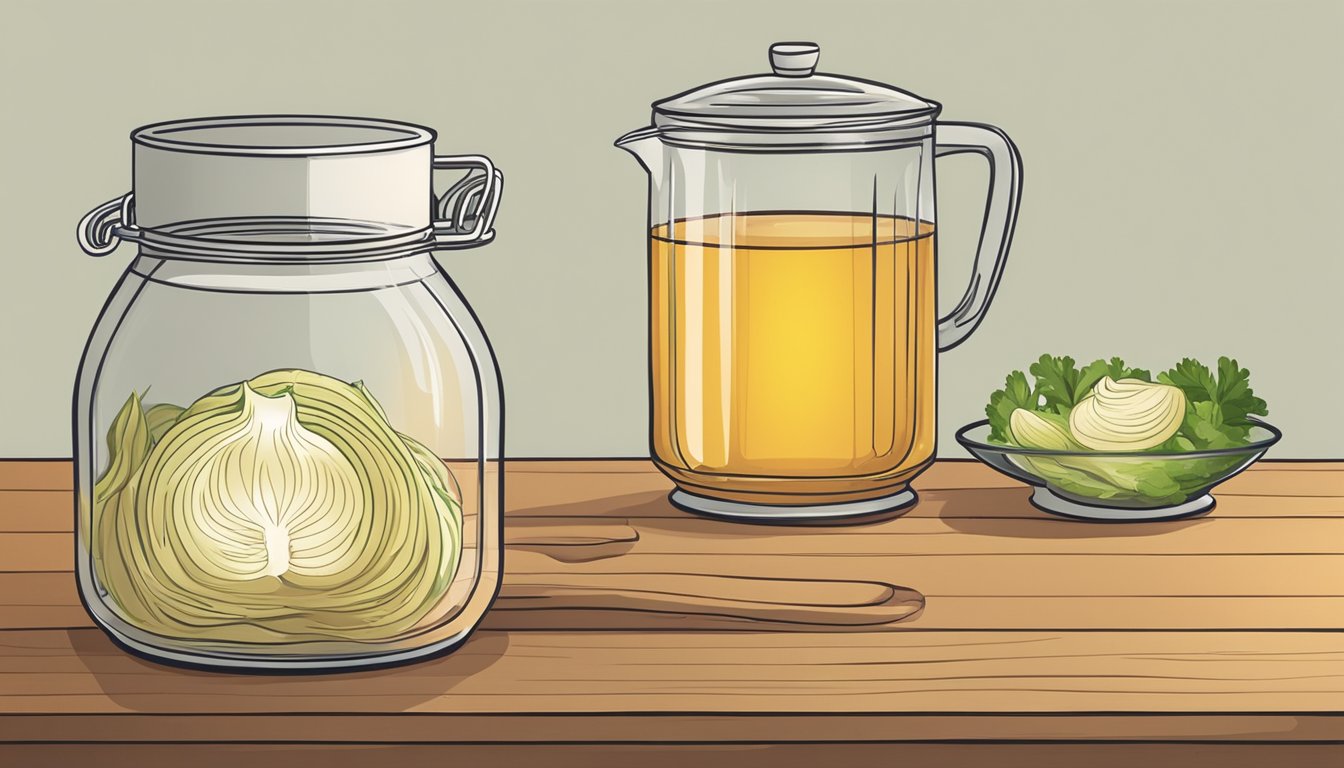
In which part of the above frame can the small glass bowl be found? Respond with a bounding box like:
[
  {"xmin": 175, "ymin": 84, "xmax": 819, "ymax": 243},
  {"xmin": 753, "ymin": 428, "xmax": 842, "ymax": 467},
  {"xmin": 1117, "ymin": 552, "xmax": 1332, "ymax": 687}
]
[{"xmin": 955, "ymin": 419, "xmax": 1282, "ymax": 521}]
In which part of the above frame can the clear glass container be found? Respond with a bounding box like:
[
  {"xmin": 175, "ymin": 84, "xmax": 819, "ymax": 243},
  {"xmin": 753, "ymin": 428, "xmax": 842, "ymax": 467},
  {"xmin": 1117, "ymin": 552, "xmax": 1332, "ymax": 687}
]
[
  {"xmin": 74, "ymin": 116, "xmax": 504, "ymax": 671},
  {"xmin": 617, "ymin": 43, "xmax": 1024, "ymax": 521}
]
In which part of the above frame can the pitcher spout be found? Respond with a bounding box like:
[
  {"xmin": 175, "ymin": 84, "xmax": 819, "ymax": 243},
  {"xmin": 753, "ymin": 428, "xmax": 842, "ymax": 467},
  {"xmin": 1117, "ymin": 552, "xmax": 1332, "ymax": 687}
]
[{"xmin": 615, "ymin": 126, "xmax": 664, "ymax": 186}]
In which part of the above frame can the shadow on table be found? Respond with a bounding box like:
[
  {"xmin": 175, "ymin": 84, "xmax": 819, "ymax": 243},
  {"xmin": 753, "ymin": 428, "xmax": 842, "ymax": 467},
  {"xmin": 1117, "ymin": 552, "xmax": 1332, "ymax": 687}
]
[
  {"xmin": 930, "ymin": 486, "xmax": 1209, "ymax": 539},
  {"xmin": 65, "ymin": 625, "xmax": 511, "ymax": 713}
]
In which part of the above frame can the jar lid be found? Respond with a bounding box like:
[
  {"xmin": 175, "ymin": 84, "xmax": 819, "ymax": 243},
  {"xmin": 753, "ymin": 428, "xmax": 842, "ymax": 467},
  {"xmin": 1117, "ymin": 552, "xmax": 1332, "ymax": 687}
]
[
  {"xmin": 77, "ymin": 115, "xmax": 504, "ymax": 261},
  {"xmin": 132, "ymin": 115, "xmax": 436, "ymax": 157},
  {"xmin": 651, "ymin": 42, "xmax": 941, "ymax": 144}
]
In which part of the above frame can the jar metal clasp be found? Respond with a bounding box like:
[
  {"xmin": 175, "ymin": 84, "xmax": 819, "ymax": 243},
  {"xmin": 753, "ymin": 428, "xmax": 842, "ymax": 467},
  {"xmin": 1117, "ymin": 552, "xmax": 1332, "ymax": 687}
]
[
  {"xmin": 432, "ymin": 154, "xmax": 504, "ymax": 249},
  {"xmin": 76, "ymin": 193, "xmax": 139, "ymax": 256}
]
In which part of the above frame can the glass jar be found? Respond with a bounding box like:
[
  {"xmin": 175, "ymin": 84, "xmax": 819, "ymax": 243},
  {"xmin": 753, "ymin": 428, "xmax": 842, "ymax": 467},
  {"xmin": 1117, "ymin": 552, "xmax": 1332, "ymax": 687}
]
[
  {"xmin": 74, "ymin": 116, "xmax": 504, "ymax": 671},
  {"xmin": 617, "ymin": 43, "xmax": 1023, "ymax": 521}
]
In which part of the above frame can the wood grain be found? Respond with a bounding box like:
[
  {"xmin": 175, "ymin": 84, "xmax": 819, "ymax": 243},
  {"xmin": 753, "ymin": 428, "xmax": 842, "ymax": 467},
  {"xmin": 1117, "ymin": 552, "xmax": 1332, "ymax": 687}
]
[
  {"xmin": 1, "ymin": 629, "xmax": 1341, "ymax": 714},
  {"xmin": 3, "ymin": 572, "xmax": 1343, "ymax": 631},
  {"xmin": 0, "ymin": 461, "xmax": 69, "ymax": 492},
  {"xmin": 1, "ymin": 713, "xmax": 1341, "ymax": 746},
  {"xmin": 0, "ymin": 459, "xmax": 1340, "ymax": 751},
  {"xmin": 2, "ymin": 743, "xmax": 1342, "ymax": 768}
]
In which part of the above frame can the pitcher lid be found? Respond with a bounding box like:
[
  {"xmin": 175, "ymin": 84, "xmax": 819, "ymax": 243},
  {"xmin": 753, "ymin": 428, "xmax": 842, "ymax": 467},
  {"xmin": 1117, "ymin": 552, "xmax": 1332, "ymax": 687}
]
[{"xmin": 651, "ymin": 42, "xmax": 940, "ymax": 144}]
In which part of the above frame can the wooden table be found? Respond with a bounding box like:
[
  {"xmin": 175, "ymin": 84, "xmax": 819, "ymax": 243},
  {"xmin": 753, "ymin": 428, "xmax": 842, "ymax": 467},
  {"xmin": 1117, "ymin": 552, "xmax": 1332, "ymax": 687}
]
[{"xmin": 1, "ymin": 459, "xmax": 1341, "ymax": 766}]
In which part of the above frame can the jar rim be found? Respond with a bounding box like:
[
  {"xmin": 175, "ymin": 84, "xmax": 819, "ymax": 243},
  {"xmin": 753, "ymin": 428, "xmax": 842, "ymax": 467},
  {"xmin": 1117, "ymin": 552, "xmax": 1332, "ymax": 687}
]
[{"xmin": 132, "ymin": 115, "xmax": 436, "ymax": 157}]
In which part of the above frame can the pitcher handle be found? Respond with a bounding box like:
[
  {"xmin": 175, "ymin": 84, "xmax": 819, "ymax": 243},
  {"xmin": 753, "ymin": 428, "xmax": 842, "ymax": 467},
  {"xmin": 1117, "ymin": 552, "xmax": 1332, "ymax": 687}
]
[{"xmin": 933, "ymin": 122, "xmax": 1023, "ymax": 351}]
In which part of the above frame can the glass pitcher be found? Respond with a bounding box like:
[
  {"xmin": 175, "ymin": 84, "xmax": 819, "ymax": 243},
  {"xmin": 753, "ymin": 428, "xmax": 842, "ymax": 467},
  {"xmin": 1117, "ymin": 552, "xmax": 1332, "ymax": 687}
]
[
  {"xmin": 617, "ymin": 43, "xmax": 1023, "ymax": 521},
  {"xmin": 74, "ymin": 116, "xmax": 504, "ymax": 670}
]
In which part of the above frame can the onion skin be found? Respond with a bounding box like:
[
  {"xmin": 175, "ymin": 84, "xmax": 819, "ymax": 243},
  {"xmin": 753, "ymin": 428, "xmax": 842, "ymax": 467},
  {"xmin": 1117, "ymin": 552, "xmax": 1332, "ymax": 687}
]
[
  {"xmin": 1069, "ymin": 377, "xmax": 1186, "ymax": 452},
  {"xmin": 91, "ymin": 370, "xmax": 463, "ymax": 646}
]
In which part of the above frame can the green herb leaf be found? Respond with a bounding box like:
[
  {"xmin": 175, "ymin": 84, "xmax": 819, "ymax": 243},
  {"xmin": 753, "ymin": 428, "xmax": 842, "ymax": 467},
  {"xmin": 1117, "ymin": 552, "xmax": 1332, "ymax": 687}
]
[
  {"xmin": 986, "ymin": 370, "xmax": 1037, "ymax": 443},
  {"xmin": 1214, "ymin": 357, "xmax": 1268, "ymax": 426},
  {"xmin": 1029, "ymin": 355, "xmax": 1086, "ymax": 412},
  {"xmin": 1184, "ymin": 401, "xmax": 1244, "ymax": 449},
  {"xmin": 1158, "ymin": 358, "xmax": 1219, "ymax": 404},
  {"xmin": 1102, "ymin": 356, "xmax": 1151, "ymax": 383},
  {"xmin": 1158, "ymin": 357, "xmax": 1268, "ymax": 448}
]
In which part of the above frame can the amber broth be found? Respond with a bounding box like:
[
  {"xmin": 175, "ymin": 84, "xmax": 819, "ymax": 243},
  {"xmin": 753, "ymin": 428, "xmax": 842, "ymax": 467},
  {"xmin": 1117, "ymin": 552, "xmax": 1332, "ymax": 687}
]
[{"xmin": 651, "ymin": 212, "xmax": 937, "ymax": 495}]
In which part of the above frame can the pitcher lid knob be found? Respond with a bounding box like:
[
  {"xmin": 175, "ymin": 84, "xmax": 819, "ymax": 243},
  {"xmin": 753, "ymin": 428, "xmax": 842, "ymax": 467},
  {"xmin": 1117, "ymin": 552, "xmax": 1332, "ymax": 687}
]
[{"xmin": 769, "ymin": 42, "xmax": 820, "ymax": 77}]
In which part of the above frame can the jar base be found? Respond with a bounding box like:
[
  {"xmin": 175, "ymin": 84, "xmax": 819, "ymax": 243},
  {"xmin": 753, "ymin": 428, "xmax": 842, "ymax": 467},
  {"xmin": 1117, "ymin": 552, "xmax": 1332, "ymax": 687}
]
[
  {"xmin": 89, "ymin": 617, "xmax": 477, "ymax": 673},
  {"xmin": 669, "ymin": 488, "xmax": 918, "ymax": 523}
]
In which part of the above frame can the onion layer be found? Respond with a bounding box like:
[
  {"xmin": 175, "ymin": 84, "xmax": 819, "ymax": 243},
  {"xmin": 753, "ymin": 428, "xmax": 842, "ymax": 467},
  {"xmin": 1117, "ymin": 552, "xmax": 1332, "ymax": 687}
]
[{"xmin": 1010, "ymin": 409, "xmax": 1081, "ymax": 451}]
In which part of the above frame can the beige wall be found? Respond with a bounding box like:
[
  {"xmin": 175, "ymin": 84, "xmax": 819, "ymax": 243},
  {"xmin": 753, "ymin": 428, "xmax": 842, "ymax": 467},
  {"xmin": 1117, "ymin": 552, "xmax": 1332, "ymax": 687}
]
[{"xmin": 2, "ymin": 0, "xmax": 1341, "ymax": 457}]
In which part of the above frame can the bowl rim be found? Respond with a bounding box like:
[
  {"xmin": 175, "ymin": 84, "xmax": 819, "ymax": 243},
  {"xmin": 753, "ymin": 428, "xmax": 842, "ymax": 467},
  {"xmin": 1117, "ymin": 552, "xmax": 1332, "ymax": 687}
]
[{"xmin": 955, "ymin": 416, "xmax": 1282, "ymax": 458}]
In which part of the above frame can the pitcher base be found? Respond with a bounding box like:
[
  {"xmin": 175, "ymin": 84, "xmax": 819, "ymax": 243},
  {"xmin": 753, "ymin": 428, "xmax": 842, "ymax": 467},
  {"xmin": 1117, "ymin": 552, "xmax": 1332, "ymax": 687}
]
[{"xmin": 669, "ymin": 488, "xmax": 918, "ymax": 523}]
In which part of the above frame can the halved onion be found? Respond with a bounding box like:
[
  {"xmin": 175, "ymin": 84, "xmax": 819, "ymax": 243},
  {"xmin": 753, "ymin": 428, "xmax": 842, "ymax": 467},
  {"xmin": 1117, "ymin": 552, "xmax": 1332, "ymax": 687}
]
[
  {"xmin": 92, "ymin": 370, "xmax": 462, "ymax": 644},
  {"xmin": 1069, "ymin": 377, "xmax": 1186, "ymax": 451}
]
